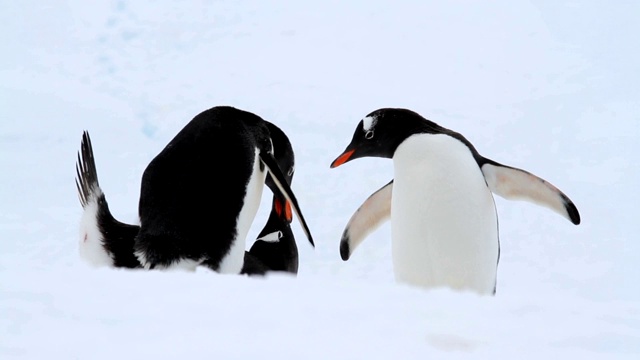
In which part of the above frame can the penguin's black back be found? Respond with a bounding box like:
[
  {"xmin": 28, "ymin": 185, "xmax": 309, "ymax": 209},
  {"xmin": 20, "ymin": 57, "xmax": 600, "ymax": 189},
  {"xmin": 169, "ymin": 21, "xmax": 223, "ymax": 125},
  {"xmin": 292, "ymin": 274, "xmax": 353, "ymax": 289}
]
[{"xmin": 135, "ymin": 106, "xmax": 271, "ymax": 269}]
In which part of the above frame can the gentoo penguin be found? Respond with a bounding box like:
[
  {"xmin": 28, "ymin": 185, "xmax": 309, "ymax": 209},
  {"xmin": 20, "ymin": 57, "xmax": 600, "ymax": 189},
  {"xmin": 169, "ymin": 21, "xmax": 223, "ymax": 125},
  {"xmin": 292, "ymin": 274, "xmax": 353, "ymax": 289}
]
[
  {"xmin": 76, "ymin": 127, "xmax": 300, "ymax": 275},
  {"xmin": 241, "ymin": 202, "xmax": 298, "ymax": 275},
  {"xmin": 75, "ymin": 106, "xmax": 313, "ymax": 274},
  {"xmin": 241, "ymin": 122, "xmax": 299, "ymax": 275},
  {"xmin": 330, "ymin": 108, "xmax": 580, "ymax": 295}
]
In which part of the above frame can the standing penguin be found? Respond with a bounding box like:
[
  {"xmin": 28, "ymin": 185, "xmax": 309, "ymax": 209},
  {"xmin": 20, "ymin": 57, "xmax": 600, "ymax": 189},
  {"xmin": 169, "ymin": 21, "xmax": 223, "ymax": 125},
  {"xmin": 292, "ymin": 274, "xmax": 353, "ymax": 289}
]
[
  {"xmin": 75, "ymin": 106, "xmax": 312, "ymax": 274},
  {"xmin": 330, "ymin": 108, "xmax": 580, "ymax": 295}
]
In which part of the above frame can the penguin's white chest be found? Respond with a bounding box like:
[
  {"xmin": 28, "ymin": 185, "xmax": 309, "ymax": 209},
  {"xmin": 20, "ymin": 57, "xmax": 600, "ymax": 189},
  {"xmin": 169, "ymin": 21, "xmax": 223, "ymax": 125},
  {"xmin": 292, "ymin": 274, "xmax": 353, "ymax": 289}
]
[
  {"xmin": 391, "ymin": 134, "xmax": 499, "ymax": 295},
  {"xmin": 217, "ymin": 148, "xmax": 266, "ymax": 274}
]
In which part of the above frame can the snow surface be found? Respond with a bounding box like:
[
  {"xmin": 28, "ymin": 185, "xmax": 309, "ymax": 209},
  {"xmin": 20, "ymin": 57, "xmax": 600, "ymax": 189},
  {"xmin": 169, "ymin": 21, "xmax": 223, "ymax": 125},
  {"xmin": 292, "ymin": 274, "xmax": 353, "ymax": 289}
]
[{"xmin": 1, "ymin": 1, "xmax": 639, "ymax": 358}]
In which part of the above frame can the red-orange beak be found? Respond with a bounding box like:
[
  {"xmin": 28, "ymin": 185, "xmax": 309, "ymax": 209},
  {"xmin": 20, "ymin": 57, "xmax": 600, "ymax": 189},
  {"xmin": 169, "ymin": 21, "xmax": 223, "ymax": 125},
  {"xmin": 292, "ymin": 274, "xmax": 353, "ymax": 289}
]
[
  {"xmin": 330, "ymin": 149, "xmax": 355, "ymax": 168},
  {"xmin": 284, "ymin": 201, "xmax": 292, "ymax": 222},
  {"xmin": 274, "ymin": 198, "xmax": 293, "ymax": 222}
]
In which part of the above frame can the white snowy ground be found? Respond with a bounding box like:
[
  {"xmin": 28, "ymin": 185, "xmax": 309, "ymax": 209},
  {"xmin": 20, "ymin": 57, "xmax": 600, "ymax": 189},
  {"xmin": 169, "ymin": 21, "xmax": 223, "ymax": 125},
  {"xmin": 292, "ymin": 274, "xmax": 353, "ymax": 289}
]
[{"xmin": 1, "ymin": 1, "xmax": 639, "ymax": 358}]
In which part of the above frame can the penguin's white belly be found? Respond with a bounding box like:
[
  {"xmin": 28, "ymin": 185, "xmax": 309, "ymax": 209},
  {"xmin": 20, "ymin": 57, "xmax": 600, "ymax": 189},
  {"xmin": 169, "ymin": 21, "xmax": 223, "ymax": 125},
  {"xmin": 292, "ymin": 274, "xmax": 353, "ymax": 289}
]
[
  {"xmin": 217, "ymin": 148, "xmax": 266, "ymax": 274},
  {"xmin": 391, "ymin": 135, "xmax": 499, "ymax": 295}
]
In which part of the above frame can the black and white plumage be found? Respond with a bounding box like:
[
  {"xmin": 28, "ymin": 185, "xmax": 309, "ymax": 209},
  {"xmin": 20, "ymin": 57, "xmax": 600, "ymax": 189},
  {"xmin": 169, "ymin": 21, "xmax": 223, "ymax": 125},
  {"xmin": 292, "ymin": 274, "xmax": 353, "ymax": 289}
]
[
  {"xmin": 242, "ymin": 205, "xmax": 298, "ymax": 275},
  {"xmin": 331, "ymin": 108, "xmax": 580, "ymax": 295},
  {"xmin": 76, "ymin": 132, "xmax": 140, "ymax": 269},
  {"xmin": 75, "ymin": 106, "xmax": 312, "ymax": 275},
  {"xmin": 241, "ymin": 122, "xmax": 299, "ymax": 275}
]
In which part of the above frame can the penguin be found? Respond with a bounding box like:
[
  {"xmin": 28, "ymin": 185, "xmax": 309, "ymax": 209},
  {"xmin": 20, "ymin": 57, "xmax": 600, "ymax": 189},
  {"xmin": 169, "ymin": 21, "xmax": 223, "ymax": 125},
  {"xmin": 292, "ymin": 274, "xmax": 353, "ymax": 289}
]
[
  {"xmin": 241, "ymin": 122, "xmax": 299, "ymax": 275},
  {"xmin": 241, "ymin": 204, "xmax": 298, "ymax": 275},
  {"xmin": 75, "ymin": 106, "xmax": 313, "ymax": 274},
  {"xmin": 75, "ymin": 129, "xmax": 299, "ymax": 274},
  {"xmin": 330, "ymin": 108, "xmax": 580, "ymax": 295}
]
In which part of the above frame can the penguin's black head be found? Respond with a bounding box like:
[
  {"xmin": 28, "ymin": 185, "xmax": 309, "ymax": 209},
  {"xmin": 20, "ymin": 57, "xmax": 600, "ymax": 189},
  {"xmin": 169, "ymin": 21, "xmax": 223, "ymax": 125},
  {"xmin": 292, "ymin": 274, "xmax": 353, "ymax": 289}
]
[
  {"xmin": 251, "ymin": 209, "xmax": 298, "ymax": 273},
  {"xmin": 265, "ymin": 121, "xmax": 295, "ymax": 185},
  {"xmin": 331, "ymin": 108, "xmax": 441, "ymax": 168},
  {"xmin": 256, "ymin": 209, "xmax": 292, "ymax": 241},
  {"xmin": 264, "ymin": 121, "xmax": 295, "ymax": 223}
]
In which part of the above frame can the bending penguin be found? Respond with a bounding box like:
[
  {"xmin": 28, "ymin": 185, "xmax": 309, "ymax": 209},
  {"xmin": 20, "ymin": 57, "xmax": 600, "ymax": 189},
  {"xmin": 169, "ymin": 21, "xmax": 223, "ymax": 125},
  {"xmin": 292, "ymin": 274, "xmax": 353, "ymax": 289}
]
[
  {"xmin": 75, "ymin": 106, "xmax": 312, "ymax": 275},
  {"xmin": 330, "ymin": 108, "xmax": 580, "ymax": 295},
  {"xmin": 241, "ymin": 123, "xmax": 299, "ymax": 275}
]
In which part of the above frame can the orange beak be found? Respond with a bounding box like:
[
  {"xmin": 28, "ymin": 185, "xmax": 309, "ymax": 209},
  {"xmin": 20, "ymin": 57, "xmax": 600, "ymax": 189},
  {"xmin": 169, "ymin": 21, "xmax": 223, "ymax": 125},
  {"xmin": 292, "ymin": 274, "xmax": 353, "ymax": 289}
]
[
  {"xmin": 330, "ymin": 149, "xmax": 355, "ymax": 168},
  {"xmin": 284, "ymin": 201, "xmax": 292, "ymax": 222},
  {"xmin": 275, "ymin": 198, "xmax": 293, "ymax": 222}
]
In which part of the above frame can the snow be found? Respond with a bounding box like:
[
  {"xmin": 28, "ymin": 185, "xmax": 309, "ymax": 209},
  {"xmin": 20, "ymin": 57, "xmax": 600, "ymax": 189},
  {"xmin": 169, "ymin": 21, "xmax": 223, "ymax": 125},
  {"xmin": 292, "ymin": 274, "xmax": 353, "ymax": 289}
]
[{"xmin": 1, "ymin": 1, "xmax": 639, "ymax": 358}]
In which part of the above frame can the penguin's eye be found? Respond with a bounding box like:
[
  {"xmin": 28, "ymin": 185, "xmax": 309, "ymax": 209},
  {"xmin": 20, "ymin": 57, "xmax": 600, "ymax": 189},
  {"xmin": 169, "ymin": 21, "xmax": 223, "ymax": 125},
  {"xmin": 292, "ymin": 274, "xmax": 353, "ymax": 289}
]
[
  {"xmin": 287, "ymin": 166, "xmax": 295, "ymax": 177},
  {"xmin": 365, "ymin": 130, "xmax": 374, "ymax": 139}
]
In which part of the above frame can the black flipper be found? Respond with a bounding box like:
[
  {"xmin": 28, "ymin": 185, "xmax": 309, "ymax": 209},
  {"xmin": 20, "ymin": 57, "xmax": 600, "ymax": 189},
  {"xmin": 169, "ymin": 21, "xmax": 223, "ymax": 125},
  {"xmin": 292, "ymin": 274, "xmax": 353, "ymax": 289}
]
[
  {"xmin": 75, "ymin": 131, "xmax": 141, "ymax": 268},
  {"xmin": 76, "ymin": 131, "xmax": 100, "ymax": 207}
]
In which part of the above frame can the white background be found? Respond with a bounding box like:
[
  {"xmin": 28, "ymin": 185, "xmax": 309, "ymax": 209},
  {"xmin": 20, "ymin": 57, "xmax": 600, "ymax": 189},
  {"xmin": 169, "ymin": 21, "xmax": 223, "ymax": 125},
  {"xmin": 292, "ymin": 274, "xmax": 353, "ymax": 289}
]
[{"xmin": 1, "ymin": 1, "xmax": 638, "ymax": 358}]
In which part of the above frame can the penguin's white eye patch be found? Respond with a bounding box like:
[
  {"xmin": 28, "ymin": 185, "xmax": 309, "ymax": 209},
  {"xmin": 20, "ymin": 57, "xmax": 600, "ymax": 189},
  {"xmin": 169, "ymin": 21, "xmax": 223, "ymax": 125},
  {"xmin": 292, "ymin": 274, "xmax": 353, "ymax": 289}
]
[
  {"xmin": 362, "ymin": 115, "xmax": 377, "ymax": 131},
  {"xmin": 365, "ymin": 130, "xmax": 374, "ymax": 139},
  {"xmin": 258, "ymin": 231, "xmax": 283, "ymax": 243}
]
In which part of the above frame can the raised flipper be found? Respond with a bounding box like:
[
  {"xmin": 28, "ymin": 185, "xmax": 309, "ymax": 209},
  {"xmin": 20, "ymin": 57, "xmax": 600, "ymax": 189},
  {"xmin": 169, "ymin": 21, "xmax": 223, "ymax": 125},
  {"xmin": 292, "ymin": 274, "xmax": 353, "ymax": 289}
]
[
  {"xmin": 75, "ymin": 131, "xmax": 141, "ymax": 268},
  {"xmin": 340, "ymin": 180, "xmax": 393, "ymax": 260},
  {"xmin": 480, "ymin": 161, "xmax": 580, "ymax": 225},
  {"xmin": 259, "ymin": 151, "xmax": 314, "ymax": 247}
]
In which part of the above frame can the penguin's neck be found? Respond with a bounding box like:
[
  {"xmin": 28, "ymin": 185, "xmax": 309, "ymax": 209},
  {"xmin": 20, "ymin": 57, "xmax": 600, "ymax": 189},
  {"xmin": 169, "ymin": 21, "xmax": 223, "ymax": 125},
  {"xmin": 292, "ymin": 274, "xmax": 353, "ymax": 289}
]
[
  {"xmin": 392, "ymin": 134, "xmax": 491, "ymax": 220},
  {"xmin": 393, "ymin": 133, "xmax": 481, "ymax": 184}
]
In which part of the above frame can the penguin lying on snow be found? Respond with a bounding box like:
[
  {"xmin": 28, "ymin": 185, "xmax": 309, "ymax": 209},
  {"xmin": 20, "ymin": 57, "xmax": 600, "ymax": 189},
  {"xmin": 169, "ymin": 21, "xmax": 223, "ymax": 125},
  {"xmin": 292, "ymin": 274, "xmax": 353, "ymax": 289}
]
[
  {"xmin": 331, "ymin": 108, "xmax": 580, "ymax": 295},
  {"xmin": 241, "ymin": 198, "xmax": 298, "ymax": 275},
  {"xmin": 76, "ymin": 106, "xmax": 311, "ymax": 275}
]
